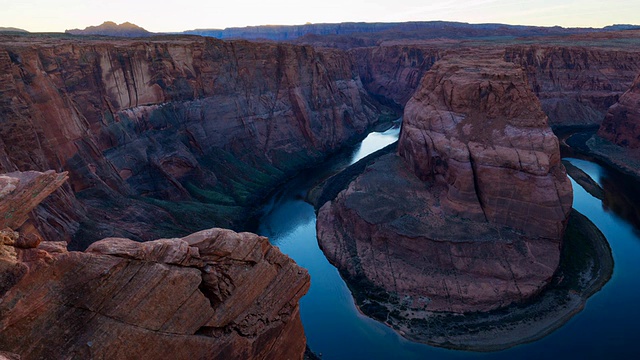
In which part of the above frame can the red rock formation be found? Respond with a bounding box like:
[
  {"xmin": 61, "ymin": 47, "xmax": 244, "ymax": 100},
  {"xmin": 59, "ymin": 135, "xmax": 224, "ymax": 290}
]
[
  {"xmin": 598, "ymin": 73, "xmax": 640, "ymax": 148},
  {"xmin": 0, "ymin": 171, "xmax": 310, "ymax": 359},
  {"xmin": 399, "ymin": 56, "xmax": 573, "ymax": 239},
  {"xmin": 0, "ymin": 35, "xmax": 383, "ymax": 245},
  {"xmin": 317, "ymin": 55, "xmax": 572, "ymax": 315},
  {"xmin": 0, "ymin": 171, "xmax": 68, "ymax": 232}
]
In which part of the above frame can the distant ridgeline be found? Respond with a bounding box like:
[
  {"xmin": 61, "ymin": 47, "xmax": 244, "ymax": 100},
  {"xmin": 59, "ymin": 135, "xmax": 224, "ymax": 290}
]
[
  {"xmin": 181, "ymin": 21, "xmax": 632, "ymax": 41},
  {"xmin": 0, "ymin": 27, "xmax": 28, "ymax": 33}
]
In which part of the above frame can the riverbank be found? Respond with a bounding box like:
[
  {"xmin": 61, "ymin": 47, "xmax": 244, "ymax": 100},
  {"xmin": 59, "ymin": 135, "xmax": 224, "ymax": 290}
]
[
  {"xmin": 565, "ymin": 130, "xmax": 640, "ymax": 183},
  {"xmin": 341, "ymin": 210, "xmax": 613, "ymax": 352}
]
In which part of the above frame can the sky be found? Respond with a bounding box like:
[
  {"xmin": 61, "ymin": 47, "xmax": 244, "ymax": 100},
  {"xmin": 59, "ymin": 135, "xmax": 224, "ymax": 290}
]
[{"xmin": 1, "ymin": 0, "xmax": 639, "ymax": 33}]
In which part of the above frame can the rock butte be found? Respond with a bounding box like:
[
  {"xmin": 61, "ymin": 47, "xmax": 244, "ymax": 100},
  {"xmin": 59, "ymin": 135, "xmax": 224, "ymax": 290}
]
[
  {"xmin": 317, "ymin": 54, "xmax": 573, "ymax": 314},
  {"xmin": 0, "ymin": 170, "xmax": 310, "ymax": 359}
]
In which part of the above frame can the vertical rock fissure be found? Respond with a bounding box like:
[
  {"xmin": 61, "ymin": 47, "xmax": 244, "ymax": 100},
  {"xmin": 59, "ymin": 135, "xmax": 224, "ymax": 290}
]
[{"xmin": 466, "ymin": 144, "xmax": 489, "ymax": 222}]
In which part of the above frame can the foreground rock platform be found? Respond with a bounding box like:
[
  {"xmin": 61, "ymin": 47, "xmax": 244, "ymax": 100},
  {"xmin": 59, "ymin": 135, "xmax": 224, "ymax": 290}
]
[
  {"xmin": 1, "ymin": 170, "xmax": 310, "ymax": 359},
  {"xmin": 0, "ymin": 227, "xmax": 310, "ymax": 360}
]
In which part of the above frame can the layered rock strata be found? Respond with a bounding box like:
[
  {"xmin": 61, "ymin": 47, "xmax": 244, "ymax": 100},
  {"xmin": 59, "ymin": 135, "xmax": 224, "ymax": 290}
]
[
  {"xmin": 0, "ymin": 170, "xmax": 310, "ymax": 359},
  {"xmin": 505, "ymin": 45, "xmax": 640, "ymax": 127},
  {"xmin": 598, "ymin": 73, "xmax": 640, "ymax": 148},
  {"xmin": 350, "ymin": 45, "xmax": 442, "ymax": 109},
  {"xmin": 317, "ymin": 55, "xmax": 573, "ymax": 315},
  {"xmin": 0, "ymin": 35, "xmax": 383, "ymax": 246},
  {"xmin": 565, "ymin": 72, "xmax": 640, "ymax": 182}
]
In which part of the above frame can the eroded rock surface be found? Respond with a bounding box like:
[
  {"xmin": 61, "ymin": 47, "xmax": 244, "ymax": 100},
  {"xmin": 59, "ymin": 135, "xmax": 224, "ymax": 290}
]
[
  {"xmin": 317, "ymin": 55, "xmax": 572, "ymax": 315},
  {"xmin": 1, "ymin": 229, "xmax": 310, "ymax": 360},
  {"xmin": 505, "ymin": 45, "xmax": 640, "ymax": 127},
  {"xmin": 0, "ymin": 171, "xmax": 68, "ymax": 234},
  {"xmin": 598, "ymin": 73, "xmax": 640, "ymax": 148},
  {"xmin": 0, "ymin": 171, "xmax": 310, "ymax": 360}
]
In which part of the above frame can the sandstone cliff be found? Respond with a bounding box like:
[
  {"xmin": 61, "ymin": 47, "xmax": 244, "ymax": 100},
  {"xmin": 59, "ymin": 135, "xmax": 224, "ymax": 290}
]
[
  {"xmin": 569, "ymin": 72, "xmax": 640, "ymax": 182},
  {"xmin": 350, "ymin": 45, "xmax": 442, "ymax": 110},
  {"xmin": 0, "ymin": 34, "xmax": 383, "ymax": 247},
  {"xmin": 598, "ymin": 73, "xmax": 640, "ymax": 148},
  {"xmin": 505, "ymin": 45, "xmax": 640, "ymax": 127},
  {"xmin": 0, "ymin": 171, "xmax": 310, "ymax": 359},
  {"xmin": 317, "ymin": 55, "xmax": 572, "ymax": 316}
]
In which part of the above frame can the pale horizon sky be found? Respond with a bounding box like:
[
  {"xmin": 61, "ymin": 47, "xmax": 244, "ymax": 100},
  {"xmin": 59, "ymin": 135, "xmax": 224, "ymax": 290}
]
[{"xmin": 1, "ymin": 0, "xmax": 639, "ymax": 33}]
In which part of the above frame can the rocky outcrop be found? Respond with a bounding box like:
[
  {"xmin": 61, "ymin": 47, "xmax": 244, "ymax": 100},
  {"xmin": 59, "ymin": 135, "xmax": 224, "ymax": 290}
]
[
  {"xmin": 505, "ymin": 45, "xmax": 640, "ymax": 127},
  {"xmin": 0, "ymin": 35, "xmax": 383, "ymax": 247},
  {"xmin": 1, "ymin": 229, "xmax": 310, "ymax": 360},
  {"xmin": 598, "ymin": 73, "xmax": 640, "ymax": 148},
  {"xmin": 317, "ymin": 55, "xmax": 572, "ymax": 315},
  {"xmin": 0, "ymin": 170, "xmax": 310, "ymax": 359},
  {"xmin": 399, "ymin": 56, "xmax": 573, "ymax": 239},
  {"xmin": 66, "ymin": 21, "xmax": 152, "ymax": 37},
  {"xmin": 0, "ymin": 171, "xmax": 68, "ymax": 232}
]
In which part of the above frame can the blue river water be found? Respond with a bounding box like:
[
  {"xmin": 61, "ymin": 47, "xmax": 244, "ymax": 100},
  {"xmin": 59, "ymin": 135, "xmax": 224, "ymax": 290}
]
[{"xmin": 255, "ymin": 128, "xmax": 640, "ymax": 359}]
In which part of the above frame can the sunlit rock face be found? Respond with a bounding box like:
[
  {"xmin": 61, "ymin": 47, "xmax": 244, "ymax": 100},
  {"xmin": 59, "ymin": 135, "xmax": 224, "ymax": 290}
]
[
  {"xmin": 0, "ymin": 35, "xmax": 382, "ymax": 245},
  {"xmin": 318, "ymin": 54, "xmax": 573, "ymax": 314}
]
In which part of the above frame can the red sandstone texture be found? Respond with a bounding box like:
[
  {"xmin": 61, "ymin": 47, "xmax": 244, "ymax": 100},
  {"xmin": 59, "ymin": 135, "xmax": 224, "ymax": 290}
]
[
  {"xmin": 0, "ymin": 35, "xmax": 382, "ymax": 245},
  {"xmin": 505, "ymin": 45, "xmax": 640, "ymax": 127},
  {"xmin": 598, "ymin": 73, "xmax": 640, "ymax": 148},
  {"xmin": 350, "ymin": 45, "xmax": 443, "ymax": 108},
  {"xmin": 317, "ymin": 55, "xmax": 573, "ymax": 314},
  {"xmin": 0, "ymin": 171, "xmax": 310, "ymax": 359}
]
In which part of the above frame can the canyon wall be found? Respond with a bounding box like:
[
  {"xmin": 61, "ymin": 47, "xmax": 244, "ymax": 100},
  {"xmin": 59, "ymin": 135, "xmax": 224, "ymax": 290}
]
[
  {"xmin": 0, "ymin": 170, "xmax": 310, "ymax": 359},
  {"xmin": 598, "ymin": 73, "xmax": 640, "ymax": 148},
  {"xmin": 0, "ymin": 35, "xmax": 384, "ymax": 247},
  {"xmin": 505, "ymin": 45, "xmax": 640, "ymax": 127},
  {"xmin": 350, "ymin": 45, "xmax": 443, "ymax": 110},
  {"xmin": 347, "ymin": 44, "xmax": 640, "ymax": 130}
]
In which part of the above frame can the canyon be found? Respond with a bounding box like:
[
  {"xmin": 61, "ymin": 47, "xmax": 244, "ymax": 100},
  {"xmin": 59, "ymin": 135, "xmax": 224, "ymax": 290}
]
[
  {"xmin": 2, "ymin": 31, "xmax": 640, "ymax": 250},
  {"xmin": 1, "ymin": 23, "xmax": 640, "ymax": 359},
  {"xmin": 0, "ymin": 34, "xmax": 387, "ymax": 248}
]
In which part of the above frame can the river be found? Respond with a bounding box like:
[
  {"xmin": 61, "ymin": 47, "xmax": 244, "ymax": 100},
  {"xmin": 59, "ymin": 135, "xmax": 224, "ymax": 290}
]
[{"xmin": 254, "ymin": 127, "xmax": 640, "ymax": 359}]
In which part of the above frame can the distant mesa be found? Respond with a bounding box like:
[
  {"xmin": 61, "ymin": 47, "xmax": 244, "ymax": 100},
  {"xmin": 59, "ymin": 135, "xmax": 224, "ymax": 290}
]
[
  {"xmin": 0, "ymin": 27, "xmax": 28, "ymax": 33},
  {"xmin": 65, "ymin": 21, "xmax": 152, "ymax": 37}
]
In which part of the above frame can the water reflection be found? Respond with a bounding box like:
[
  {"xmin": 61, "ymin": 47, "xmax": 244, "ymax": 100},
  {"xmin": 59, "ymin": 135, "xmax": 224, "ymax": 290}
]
[{"xmin": 566, "ymin": 158, "xmax": 640, "ymax": 237}]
